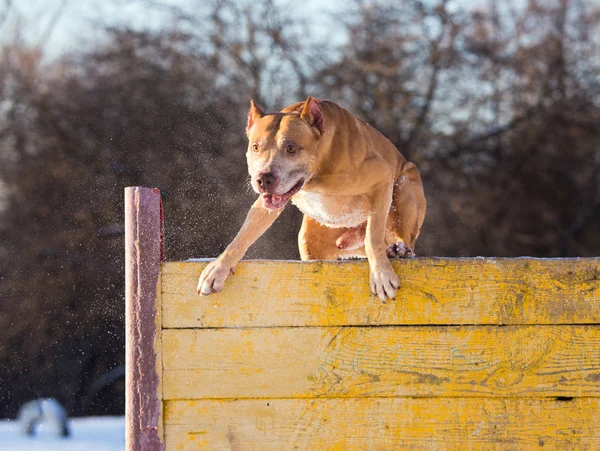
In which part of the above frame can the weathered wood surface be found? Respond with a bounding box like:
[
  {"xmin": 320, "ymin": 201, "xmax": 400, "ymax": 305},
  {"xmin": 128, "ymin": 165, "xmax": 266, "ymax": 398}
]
[
  {"xmin": 163, "ymin": 398, "xmax": 600, "ymax": 450},
  {"xmin": 157, "ymin": 258, "xmax": 600, "ymax": 449},
  {"xmin": 162, "ymin": 326, "xmax": 600, "ymax": 400},
  {"xmin": 125, "ymin": 187, "xmax": 165, "ymax": 451},
  {"xmin": 161, "ymin": 259, "xmax": 600, "ymax": 327}
]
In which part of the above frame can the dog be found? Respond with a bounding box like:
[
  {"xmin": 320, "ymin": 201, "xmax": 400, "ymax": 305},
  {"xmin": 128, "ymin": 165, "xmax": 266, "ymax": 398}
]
[{"xmin": 197, "ymin": 97, "xmax": 426, "ymax": 301}]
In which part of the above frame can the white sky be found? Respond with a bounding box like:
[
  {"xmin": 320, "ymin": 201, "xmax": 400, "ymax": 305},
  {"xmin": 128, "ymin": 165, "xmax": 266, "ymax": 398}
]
[
  {"xmin": 1, "ymin": 0, "xmax": 486, "ymax": 59},
  {"xmin": 0, "ymin": 0, "xmax": 345, "ymax": 58}
]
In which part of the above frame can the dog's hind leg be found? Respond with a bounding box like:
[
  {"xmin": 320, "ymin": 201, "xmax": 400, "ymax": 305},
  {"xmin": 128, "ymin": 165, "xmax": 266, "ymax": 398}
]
[
  {"xmin": 298, "ymin": 216, "xmax": 366, "ymax": 260},
  {"xmin": 386, "ymin": 161, "xmax": 426, "ymax": 257},
  {"xmin": 335, "ymin": 224, "xmax": 366, "ymax": 251}
]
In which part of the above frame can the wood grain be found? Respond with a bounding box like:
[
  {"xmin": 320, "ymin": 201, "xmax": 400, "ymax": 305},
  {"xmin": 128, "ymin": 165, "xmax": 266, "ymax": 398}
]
[
  {"xmin": 161, "ymin": 258, "xmax": 600, "ymax": 327},
  {"xmin": 158, "ymin": 258, "xmax": 600, "ymax": 449},
  {"xmin": 124, "ymin": 186, "xmax": 164, "ymax": 450},
  {"xmin": 162, "ymin": 326, "xmax": 600, "ymax": 399},
  {"xmin": 164, "ymin": 397, "xmax": 600, "ymax": 450}
]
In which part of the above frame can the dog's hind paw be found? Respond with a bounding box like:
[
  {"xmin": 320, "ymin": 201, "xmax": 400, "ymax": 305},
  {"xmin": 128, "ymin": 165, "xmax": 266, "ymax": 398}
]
[{"xmin": 386, "ymin": 242, "xmax": 414, "ymax": 259}]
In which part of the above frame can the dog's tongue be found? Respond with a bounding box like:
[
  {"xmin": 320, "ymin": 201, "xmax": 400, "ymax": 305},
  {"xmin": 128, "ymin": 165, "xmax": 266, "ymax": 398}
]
[{"xmin": 262, "ymin": 193, "xmax": 288, "ymax": 210}]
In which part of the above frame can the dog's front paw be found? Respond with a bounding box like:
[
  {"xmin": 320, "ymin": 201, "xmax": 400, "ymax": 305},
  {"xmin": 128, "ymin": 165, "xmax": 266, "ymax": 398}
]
[
  {"xmin": 369, "ymin": 261, "xmax": 400, "ymax": 302},
  {"xmin": 197, "ymin": 259, "xmax": 235, "ymax": 296}
]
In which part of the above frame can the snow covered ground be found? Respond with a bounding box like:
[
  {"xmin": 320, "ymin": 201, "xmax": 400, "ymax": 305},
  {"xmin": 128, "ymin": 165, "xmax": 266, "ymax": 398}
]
[{"xmin": 0, "ymin": 416, "xmax": 124, "ymax": 451}]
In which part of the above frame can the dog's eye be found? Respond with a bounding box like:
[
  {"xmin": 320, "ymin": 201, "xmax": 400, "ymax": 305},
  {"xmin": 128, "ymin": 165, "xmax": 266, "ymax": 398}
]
[
  {"xmin": 252, "ymin": 143, "xmax": 259, "ymax": 152},
  {"xmin": 286, "ymin": 144, "xmax": 297, "ymax": 154}
]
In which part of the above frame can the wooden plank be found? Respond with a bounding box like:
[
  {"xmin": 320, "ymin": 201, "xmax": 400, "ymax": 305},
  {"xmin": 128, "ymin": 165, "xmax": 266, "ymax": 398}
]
[
  {"xmin": 125, "ymin": 187, "xmax": 165, "ymax": 451},
  {"xmin": 161, "ymin": 258, "xmax": 600, "ymax": 327},
  {"xmin": 162, "ymin": 326, "xmax": 600, "ymax": 400},
  {"xmin": 164, "ymin": 397, "xmax": 600, "ymax": 450}
]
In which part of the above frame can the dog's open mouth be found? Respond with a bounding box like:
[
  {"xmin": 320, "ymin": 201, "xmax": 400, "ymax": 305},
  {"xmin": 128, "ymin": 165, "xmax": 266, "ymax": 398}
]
[{"xmin": 262, "ymin": 179, "xmax": 304, "ymax": 210}]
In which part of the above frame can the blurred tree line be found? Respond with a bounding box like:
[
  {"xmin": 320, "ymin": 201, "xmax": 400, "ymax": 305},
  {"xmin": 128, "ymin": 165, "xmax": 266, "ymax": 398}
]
[{"xmin": 0, "ymin": 0, "xmax": 598, "ymax": 417}]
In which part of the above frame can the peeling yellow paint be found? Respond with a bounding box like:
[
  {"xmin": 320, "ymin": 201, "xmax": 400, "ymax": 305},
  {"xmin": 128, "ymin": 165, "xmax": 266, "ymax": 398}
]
[
  {"xmin": 161, "ymin": 258, "xmax": 600, "ymax": 327},
  {"xmin": 163, "ymin": 398, "xmax": 600, "ymax": 450},
  {"xmin": 161, "ymin": 326, "xmax": 600, "ymax": 399},
  {"xmin": 154, "ymin": 268, "xmax": 164, "ymax": 447},
  {"xmin": 156, "ymin": 259, "xmax": 600, "ymax": 450}
]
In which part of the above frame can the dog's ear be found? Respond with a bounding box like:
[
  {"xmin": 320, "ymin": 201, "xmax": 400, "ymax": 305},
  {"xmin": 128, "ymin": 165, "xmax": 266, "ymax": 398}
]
[
  {"xmin": 300, "ymin": 97, "xmax": 324, "ymax": 134},
  {"xmin": 247, "ymin": 99, "xmax": 265, "ymax": 135}
]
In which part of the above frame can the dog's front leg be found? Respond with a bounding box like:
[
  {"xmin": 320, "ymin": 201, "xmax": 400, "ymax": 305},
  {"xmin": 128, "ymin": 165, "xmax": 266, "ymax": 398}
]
[
  {"xmin": 365, "ymin": 181, "xmax": 400, "ymax": 301},
  {"xmin": 197, "ymin": 198, "xmax": 282, "ymax": 295}
]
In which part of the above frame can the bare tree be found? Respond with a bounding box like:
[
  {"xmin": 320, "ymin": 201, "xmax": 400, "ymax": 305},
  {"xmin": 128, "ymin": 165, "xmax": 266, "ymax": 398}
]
[{"xmin": 0, "ymin": 0, "xmax": 599, "ymax": 419}]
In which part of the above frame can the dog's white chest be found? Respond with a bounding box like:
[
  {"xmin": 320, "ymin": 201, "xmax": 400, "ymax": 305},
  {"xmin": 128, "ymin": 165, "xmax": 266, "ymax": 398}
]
[{"xmin": 292, "ymin": 191, "xmax": 369, "ymax": 228}]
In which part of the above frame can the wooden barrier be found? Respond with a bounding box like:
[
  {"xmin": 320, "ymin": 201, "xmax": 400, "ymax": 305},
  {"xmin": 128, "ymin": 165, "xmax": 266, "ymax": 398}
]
[{"xmin": 125, "ymin": 187, "xmax": 600, "ymax": 450}]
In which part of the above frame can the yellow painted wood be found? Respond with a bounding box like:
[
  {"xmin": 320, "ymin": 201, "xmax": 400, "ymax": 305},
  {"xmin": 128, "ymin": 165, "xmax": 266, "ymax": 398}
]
[
  {"xmin": 163, "ymin": 397, "xmax": 600, "ymax": 450},
  {"xmin": 161, "ymin": 258, "xmax": 600, "ymax": 327},
  {"xmin": 158, "ymin": 259, "xmax": 600, "ymax": 449},
  {"xmin": 161, "ymin": 326, "xmax": 600, "ymax": 400},
  {"xmin": 154, "ymin": 270, "xmax": 164, "ymax": 445}
]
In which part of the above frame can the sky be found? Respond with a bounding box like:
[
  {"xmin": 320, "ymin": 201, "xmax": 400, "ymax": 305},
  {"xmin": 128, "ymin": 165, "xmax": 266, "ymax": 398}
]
[
  {"xmin": 1, "ymin": 0, "xmax": 202, "ymax": 57},
  {"xmin": 0, "ymin": 0, "xmax": 487, "ymax": 60},
  {"xmin": 0, "ymin": 0, "xmax": 344, "ymax": 59}
]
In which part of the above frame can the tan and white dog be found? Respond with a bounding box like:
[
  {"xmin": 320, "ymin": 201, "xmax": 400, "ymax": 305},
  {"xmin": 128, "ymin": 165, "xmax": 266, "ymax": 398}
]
[{"xmin": 197, "ymin": 97, "xmax": 426, "ymax": 301}]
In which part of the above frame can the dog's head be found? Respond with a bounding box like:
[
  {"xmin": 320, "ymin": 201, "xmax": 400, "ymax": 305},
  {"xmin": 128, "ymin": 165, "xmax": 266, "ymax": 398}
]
[{"xmin": 246, "ymin": 97, "xmax": 324, "ymax": 210}]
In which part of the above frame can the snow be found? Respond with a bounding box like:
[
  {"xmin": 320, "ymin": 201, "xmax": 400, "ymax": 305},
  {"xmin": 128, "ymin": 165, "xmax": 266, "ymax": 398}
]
[
  {"xmin": 18, "ymin": 398, "xmax": 69, "ymax": 437},
  {"xmin": 0, "ymin": 416, "xmax": 124, "ymax": 451}
]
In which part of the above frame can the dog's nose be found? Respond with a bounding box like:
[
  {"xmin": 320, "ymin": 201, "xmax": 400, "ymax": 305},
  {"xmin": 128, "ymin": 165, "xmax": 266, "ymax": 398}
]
[{"xmin": 257, "ymin": 172, "xmax": 277, "ymax": 189}]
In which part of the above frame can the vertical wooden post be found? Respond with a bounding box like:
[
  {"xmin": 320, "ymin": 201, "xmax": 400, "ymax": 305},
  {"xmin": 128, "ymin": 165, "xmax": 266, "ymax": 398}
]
[{"xmin": 125, "ymin": 187, "xmax": 164, "ymax": 451}]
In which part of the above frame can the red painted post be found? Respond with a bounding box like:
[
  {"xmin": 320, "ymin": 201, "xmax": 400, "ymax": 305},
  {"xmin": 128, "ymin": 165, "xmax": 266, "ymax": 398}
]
[{"xmin": 125, "ymin": 187, "xmax": 165, "ymax": 451}]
